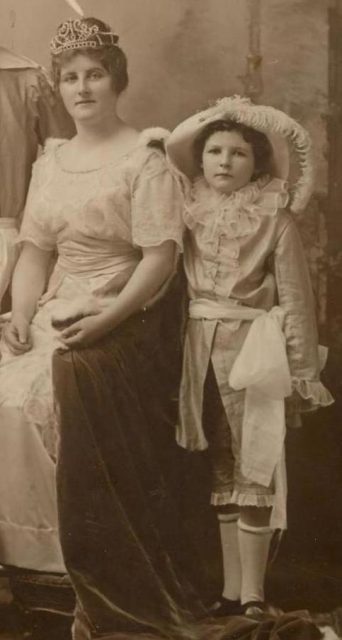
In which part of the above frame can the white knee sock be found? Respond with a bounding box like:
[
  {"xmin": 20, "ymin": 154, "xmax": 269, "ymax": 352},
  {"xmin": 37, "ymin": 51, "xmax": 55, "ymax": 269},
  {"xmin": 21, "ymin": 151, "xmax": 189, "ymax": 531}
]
[
  {"xmin": 218, "ymin": 512, "xmax": 241, "ymax": 601},
  {"xmin": 238, "ymin": 520, "xmax": 273, "ymax": 605}
]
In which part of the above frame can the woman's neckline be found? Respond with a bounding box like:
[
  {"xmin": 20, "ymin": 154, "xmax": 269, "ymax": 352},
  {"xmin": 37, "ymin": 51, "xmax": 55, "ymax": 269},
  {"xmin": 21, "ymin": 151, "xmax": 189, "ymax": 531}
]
[{"xmin": 54, "ymin": 132, "xmax": 142, "ymax": 174}]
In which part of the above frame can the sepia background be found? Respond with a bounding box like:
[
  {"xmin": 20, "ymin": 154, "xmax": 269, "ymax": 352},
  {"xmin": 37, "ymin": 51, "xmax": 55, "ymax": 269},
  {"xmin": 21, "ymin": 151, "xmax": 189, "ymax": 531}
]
[{"xmin": 0, "ymin": 0, "xmax": 341, "ymax": 627}]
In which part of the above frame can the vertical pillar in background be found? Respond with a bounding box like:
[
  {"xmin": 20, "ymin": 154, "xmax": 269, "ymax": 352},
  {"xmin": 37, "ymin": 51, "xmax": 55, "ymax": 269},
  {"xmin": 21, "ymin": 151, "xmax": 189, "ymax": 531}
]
[
  {"xmin": 327, "ymin": 0, "xmax": 342, "ymax": 396},
  {"xmin": 9, "ymin": 8, "xmax": 16, "ymax": 51},
  {"xmin": 240, "ymin": 0, "xmax": 263, "ymax": 100}
]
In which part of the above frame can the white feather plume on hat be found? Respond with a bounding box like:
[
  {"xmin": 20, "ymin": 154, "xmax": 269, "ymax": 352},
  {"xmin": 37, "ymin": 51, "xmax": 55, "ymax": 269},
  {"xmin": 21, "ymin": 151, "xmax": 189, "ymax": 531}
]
[{"xmin": 166, "ymin": 96, "xmax": 315, "ymax": 213}]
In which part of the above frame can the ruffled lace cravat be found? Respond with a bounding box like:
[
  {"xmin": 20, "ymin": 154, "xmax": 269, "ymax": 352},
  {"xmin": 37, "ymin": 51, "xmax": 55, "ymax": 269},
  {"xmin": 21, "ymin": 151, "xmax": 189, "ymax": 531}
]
[{"xmin": 184, "ymin": 175, "xmax": 289, "ymax": 244}]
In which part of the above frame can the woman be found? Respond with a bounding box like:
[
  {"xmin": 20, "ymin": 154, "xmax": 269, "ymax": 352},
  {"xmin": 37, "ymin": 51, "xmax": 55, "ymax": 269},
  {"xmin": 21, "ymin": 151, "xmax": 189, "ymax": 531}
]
[
  {"xmin": 0, "ymin": 13, "xmax": 196, "ymax": 626},
  {"xmin": 45, "ymin": 16, "xmax": 209, "ymax": 640}
]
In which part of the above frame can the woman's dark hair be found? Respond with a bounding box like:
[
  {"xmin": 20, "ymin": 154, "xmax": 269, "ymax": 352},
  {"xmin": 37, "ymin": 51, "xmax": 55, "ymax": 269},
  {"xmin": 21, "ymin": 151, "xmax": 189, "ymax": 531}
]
[
  {"xmin": 193, "ymin": 119, "xmax": 273, "ymax": 180},
  {"xmin": 51, "ymin": 17, "xmax": 128, "ymax": 95}
]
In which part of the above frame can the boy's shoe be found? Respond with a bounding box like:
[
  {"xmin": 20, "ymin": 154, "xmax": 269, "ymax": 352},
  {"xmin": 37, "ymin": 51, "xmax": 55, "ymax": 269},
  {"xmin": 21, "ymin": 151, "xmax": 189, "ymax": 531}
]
[
  {"xmin": 209, "ymin": 597, "xmax": 243, "ymax": 617},
  {"xmin": 242, "ymin": 600, "xmax": 266, "ymax": 617}
]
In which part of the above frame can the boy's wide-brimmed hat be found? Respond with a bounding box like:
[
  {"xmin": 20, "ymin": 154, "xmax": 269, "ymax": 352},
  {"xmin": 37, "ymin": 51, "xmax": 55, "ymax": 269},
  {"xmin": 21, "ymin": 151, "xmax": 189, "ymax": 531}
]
[{"xmin": 166, "ymin": 95, "xmax": 315, "ymax": 213}]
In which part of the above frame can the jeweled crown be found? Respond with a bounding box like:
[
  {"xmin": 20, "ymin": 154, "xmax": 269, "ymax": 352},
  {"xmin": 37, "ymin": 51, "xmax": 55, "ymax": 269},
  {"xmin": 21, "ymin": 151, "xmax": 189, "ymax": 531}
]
[{"xmin": 50, "ymin": 19, "xmax": 119, "ymax": 55}]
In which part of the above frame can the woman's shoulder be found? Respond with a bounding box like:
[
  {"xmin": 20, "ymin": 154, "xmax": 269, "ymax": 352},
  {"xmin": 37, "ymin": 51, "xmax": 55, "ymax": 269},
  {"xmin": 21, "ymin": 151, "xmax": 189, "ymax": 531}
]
[
  {"xmin": 29, "ymin": 138, "xmax": 67, "ymax": 184},
  {"xmin": 129, "ymin": 127, "xmax": 171, "ymax": 173},
  {"xmin": 34, "ymin": 137, "xmax": 67, "ymax": 169},
  {"xmin": 43, "ymin": 137, "xmax": 68, "ymax": 151},
  {"xmin": 137, "ymin": 127, "xmax": 170, "ymax": 152}
]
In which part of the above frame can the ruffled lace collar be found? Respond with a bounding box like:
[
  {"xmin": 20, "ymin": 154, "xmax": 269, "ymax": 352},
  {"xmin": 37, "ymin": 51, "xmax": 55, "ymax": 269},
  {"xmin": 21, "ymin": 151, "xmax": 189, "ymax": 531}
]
[{"xmin": 185, "ymin": 175, "xmax": 289, "ymax": 241}]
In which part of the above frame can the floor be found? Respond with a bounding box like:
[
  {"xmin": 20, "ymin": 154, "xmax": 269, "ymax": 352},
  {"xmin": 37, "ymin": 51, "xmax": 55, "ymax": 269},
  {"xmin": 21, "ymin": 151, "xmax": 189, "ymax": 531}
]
[{"xmin": 0, "ymin": 548, "xmax": 341, "ymax": 640}]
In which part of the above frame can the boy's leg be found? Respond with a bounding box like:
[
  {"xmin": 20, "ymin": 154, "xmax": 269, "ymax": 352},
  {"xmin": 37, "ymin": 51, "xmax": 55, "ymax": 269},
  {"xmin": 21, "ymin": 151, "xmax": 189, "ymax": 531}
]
[
  {"xmin": 238, "ymin": 506, "xmax": 272, "ymax": 612},
  {"xmin": 203, "ymin": 364, "xmax": 242, "ymax": 612},
  {"xmin": 217, "ymin": 510, "xmax": 241, "ymax": 601}
]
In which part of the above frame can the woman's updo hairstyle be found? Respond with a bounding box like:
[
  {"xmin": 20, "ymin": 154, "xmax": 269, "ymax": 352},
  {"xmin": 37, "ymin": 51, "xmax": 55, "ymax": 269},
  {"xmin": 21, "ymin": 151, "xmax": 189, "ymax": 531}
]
[
  {"xmin": 193, "ymin": 119, "xmax": 273, "ymax": 180},
  {"xmin": 51, "ymin": 17, "xmax": 128, "ymax": 95}
]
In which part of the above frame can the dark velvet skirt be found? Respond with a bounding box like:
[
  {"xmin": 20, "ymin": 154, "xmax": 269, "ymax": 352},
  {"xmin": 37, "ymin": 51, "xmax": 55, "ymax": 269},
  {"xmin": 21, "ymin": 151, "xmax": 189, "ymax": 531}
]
[{"xmin": 53, "ymin": 282, "xmax": 206, "ymax": 639}]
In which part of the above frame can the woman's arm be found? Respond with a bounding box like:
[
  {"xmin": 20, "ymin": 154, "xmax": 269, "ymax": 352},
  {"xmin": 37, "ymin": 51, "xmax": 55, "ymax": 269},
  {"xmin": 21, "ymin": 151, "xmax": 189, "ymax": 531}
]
[
  {"xmin": 60, "ymin": 241, "xmax": 176, "ymax": 347},
  {"xmin": 3, "ymin": 242, "xmax": 53, "ymax": 354}
]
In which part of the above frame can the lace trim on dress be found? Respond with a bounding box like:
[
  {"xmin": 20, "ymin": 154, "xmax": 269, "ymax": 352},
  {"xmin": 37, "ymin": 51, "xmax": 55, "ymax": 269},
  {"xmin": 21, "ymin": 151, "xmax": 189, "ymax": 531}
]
[
  {"xmin": 292, "ymin": 377, "xmax": 334, "ymax": 410},
  {"xmin": 211, "ymin": 490, "xmax": 275, "ymax": 508},
  {"xmin": 184, "ymin": 175, "xmax": 289, "ymax": 244}
]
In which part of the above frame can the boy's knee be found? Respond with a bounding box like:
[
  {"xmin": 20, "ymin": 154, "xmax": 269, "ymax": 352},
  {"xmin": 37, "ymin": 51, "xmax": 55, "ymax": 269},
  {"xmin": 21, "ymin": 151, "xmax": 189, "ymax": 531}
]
[{"xmin": 239, "ymin": 505, "xmax": 272, "ymax": 528}]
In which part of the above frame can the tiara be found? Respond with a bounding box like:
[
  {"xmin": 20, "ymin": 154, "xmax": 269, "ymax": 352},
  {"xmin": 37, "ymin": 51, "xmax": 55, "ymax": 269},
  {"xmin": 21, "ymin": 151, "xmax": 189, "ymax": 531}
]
[{"xmin": 50, "ymin": 19, "xmax": 119, "ymax": 55}]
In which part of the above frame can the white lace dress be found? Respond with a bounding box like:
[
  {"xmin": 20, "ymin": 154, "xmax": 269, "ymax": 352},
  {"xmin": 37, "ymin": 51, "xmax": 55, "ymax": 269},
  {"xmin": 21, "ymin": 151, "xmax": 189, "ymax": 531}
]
[{"xmin": 0, "ymin": 132, "xmax": 183, "ymax": 572}]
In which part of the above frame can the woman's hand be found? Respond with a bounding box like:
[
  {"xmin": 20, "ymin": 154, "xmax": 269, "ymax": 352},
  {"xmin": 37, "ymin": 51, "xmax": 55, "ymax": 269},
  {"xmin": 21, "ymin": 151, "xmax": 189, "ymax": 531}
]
[
  {"xmin": 2, "ymin": 313, "xmax": 32, "ymax": 355},
  {"xmin": 59, "ymin": 313, "xmax": 109, "ymax": 349},
  {"xmin": 59, "ymin": 241, "xmax": 176, "ymax": 349}
]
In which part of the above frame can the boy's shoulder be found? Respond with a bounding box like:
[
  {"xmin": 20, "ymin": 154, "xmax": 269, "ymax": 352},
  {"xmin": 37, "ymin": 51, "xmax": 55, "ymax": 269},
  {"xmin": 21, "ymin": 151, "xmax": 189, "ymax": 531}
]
[
  {"xmin": 276, "ymin": 206, "xmax": 293, "ymax": 222},
  {"xmin": 273, "ymin": 207, "xmax": 301, "ymax": 243},
  {"xmin": 258, "ymin": 205, "xmax": 294, "ymax": 236}
]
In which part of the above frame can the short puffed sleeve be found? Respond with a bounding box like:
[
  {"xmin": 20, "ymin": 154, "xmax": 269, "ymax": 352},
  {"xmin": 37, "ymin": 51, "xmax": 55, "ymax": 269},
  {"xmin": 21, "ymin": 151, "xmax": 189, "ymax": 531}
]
[
  {"xmin": 18, "ymin": 153, "xmax": 57, "ymax": 252},
  {"xmin": 130, "ymin": 149, "xmax": 184, "ymax": 250}
]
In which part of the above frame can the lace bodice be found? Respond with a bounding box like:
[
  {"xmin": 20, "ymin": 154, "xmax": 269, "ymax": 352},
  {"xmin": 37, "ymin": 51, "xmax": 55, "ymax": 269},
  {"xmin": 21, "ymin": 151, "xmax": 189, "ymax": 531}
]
[{"xmin": 19, "ymin": 131, "xmax": 184, "ymax": 282}]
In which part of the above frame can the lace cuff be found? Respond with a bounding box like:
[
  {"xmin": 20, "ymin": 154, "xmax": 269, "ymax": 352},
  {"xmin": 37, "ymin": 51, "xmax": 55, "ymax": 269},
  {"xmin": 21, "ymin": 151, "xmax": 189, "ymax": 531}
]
[{"xmin": 292, "ymin": 378, "xmax": 334, "ymax": 411}]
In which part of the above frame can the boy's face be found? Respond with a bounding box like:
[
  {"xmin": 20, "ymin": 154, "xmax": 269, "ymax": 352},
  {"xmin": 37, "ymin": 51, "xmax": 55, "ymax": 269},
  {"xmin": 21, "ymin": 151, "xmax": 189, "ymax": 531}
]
[{"xmin": 201, "ymin": 130, "xmax": 255, "ymax": 195}]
